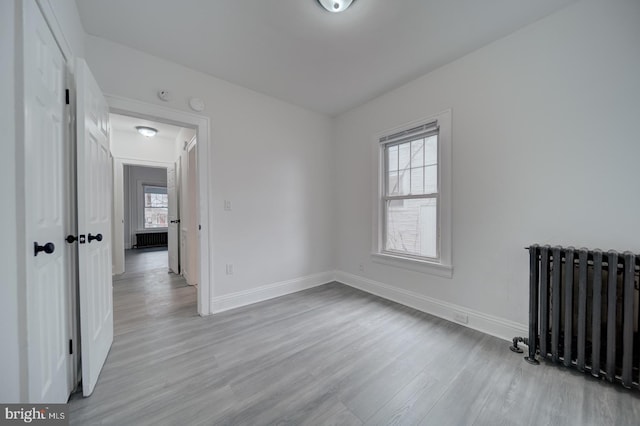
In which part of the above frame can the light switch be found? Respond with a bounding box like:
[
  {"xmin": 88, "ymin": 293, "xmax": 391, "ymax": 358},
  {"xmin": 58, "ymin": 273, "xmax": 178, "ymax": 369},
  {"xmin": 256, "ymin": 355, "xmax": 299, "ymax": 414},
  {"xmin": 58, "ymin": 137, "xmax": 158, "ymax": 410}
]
[{"xmin": 224, "ymin": 200, "xmax": 232, "ymax": 211}]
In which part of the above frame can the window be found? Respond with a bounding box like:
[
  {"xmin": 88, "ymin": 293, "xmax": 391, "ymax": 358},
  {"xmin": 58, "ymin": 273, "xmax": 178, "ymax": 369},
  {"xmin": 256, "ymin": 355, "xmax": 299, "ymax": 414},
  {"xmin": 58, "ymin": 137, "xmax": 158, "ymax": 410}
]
[
  {"xmin": 374, "ymin": 110, "xmax": 452, "ymax": 277},
  {"xmin": 384, "ymin": 128, "xmax": 439, "ymax": 259},
  {"xmin": 143, "ymin": 185, "xmax": 168, "ymax": 229}
]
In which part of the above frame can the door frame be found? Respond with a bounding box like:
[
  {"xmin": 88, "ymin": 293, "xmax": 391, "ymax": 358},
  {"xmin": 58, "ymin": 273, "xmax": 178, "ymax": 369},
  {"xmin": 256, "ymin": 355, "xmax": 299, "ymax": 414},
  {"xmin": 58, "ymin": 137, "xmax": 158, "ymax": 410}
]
[{"xmin": 106, "ymin": 95, "xmax": 212, "ymax": 316}]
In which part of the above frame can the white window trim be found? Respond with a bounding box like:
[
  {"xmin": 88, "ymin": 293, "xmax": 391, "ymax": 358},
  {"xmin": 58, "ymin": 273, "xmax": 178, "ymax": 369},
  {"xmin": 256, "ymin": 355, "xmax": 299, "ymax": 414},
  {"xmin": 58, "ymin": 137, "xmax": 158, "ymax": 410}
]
[{"xmin": 371, "ymin": 110, "xmax": 453, "ymax": 278}]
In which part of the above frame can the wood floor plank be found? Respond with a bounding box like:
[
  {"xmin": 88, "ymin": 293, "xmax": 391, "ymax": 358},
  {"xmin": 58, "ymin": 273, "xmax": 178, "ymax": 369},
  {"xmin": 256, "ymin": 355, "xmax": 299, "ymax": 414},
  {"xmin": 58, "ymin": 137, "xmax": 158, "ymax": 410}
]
[
  {"xmin": 68, "ymin": 249, "xmax": 639, "ymax": 425},
  {"xmin": 365, "ymin": 371, "xmax": 442, "ymax": 426},
  {"xmin": 300, "ymin": 397, "xmax": 363, "ymax": 426}
]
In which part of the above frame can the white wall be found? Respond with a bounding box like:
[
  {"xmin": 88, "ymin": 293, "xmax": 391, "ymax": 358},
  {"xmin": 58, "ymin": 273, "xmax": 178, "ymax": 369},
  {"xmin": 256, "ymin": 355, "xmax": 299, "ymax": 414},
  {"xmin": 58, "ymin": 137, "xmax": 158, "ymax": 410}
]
[
  {"xmin": 84, "ymin": 35, "xmax": 335, "ymax": 302},
  {"xmin": 333, "ymin": 0, "xmax": 640, "ymax": 337},
  {"xmin": 123, "ymin": 165, "xmax": 168, "ymax": 248}
]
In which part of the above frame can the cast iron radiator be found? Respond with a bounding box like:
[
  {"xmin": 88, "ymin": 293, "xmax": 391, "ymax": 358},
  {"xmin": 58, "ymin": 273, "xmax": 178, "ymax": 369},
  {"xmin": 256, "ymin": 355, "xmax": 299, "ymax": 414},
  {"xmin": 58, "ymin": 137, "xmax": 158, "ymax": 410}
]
[
  {"xmin": 512, "ymin": 245, "xmax": 640, "ymax": 390},
  {"xmin": 134, "ymin": 232, "xmax": 168, "ymax": 249}
]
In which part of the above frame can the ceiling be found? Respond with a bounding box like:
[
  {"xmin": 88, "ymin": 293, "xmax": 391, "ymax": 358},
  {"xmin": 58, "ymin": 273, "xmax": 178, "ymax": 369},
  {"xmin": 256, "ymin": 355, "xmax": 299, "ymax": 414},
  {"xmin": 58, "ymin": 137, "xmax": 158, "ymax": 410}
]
[
  {"xmin": 78, "ymin": 0, "xmax": 576, "ymax": 116},
  {"xmin": 110, "ymin": 113, "xmax": 187, "ymax": 142}
]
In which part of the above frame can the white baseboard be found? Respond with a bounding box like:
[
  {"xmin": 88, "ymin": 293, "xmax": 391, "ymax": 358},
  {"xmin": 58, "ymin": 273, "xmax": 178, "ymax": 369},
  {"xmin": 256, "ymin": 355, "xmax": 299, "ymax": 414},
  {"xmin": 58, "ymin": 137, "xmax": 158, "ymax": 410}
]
[
  {"xmin": 334, "ymin": 270, "xmax": 527, "ymax": 342},
  {"xmin": 210, "ymin": 271, "xmax": 334, "ymax": 314}
]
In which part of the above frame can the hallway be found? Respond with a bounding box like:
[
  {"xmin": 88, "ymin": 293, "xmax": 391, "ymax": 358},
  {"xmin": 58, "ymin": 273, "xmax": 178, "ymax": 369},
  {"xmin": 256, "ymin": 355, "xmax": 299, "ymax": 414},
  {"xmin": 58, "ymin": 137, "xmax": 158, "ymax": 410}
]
[
  {"xmin": 120, "ymin": 248, "xmax": 171, "ymax": 278},
  {"xmin": 113, "ymin": 249, "xmax": 195, "ymax": 332}
]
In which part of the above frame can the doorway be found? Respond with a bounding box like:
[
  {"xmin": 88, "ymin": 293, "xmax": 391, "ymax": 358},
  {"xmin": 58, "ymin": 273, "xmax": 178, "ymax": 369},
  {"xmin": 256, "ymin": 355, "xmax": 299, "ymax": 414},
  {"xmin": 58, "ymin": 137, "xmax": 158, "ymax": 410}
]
[
  {"xmin": 122, "ymin": 164, "xmax": 171, "ymax": 275},
  {"xmin": 106, "ymin": 95, "xmax": 212, "ymax": 316},
  {"xmin": 110, "ymin": 114, "xmax": 199, "ymax": 287}
]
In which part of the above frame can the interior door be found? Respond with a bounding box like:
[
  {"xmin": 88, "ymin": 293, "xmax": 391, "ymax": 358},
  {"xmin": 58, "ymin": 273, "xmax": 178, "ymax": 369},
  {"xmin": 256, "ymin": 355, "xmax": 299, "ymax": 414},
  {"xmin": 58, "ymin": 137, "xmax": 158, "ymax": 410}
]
[
  {"xmin": 187, "ymin": 143, "xmax": 199, "ymax": 285},
  {"xmin": 167, "ymin": 164, "xmax": 180, "ymax": 274},
  {"xmin": 76, "ymin": 58, "xmax": 113, "ymax": 397},
  {"xmin": 23, "ymin": 0, "xmax": 72, "ymax": 403},
  {"xmin": 179, "ymin": 167, "xmax": 189, "ymax": 283}
]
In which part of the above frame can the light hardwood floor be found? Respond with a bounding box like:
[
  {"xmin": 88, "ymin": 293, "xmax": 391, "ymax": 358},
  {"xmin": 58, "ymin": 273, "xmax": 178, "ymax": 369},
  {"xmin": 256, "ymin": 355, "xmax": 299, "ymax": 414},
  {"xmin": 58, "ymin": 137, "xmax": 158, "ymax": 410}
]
[{"xmin": 68, "ymin": 250, "xmax": 639, "ymax": 425}]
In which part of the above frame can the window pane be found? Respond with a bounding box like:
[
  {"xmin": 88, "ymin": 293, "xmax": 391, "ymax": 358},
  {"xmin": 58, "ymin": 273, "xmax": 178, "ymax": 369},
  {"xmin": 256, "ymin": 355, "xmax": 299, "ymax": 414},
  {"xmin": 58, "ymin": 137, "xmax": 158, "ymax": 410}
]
[
  {"xmin": 145, "ymin": 207, "xmax": 168, "ymax": 228},
  {"xmin": 387, "ymin": 171, "xmax": 399, "ymax": 195},
  {"xmin": 396, "ymin": 143, "xmax": 411, "ymax": 196},
  {"xmin": 385, "ymin": 198, "xmax": 437, "ymax": 258},
  {"xmin": 144, "ymin": 186, "xmax": 168, "ymax": 209},
  {"xmin": 148, "ymin": 193, "xmax": 168, "ymax": 208},
  {"xmin": 387, "ymin": 145, "xmax": 398, "ymax": 172},
  {"xmin": 143, "ymin": 186, "xmax": 168, "ymax": 228},
  {"xmin": 425, "ymin": 135, "xmax": 437, "ymax": 166},
  {"xmin": 410, "ymin": 139, "xmax": 424, "ymax": 168},
  {"xmin": 410, "ymin": 167, "xmax": 423, "ymax": 194},
  {"xmin": 425, "ymin": 165, "xmax": 438, "ymax": 194},
  {"xmin": 398, "ymin": 142, "xmax": 410, "ymax": 171}
]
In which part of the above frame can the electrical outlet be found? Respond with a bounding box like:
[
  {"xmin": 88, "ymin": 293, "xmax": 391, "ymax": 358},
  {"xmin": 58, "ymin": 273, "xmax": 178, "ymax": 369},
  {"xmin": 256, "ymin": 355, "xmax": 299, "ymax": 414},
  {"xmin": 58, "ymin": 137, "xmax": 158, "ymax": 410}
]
[
  {"xmin": 453, "ymin": 312, "xmax": 469, "ymax": 324},
  {"xmin": 358, "ymin": 264, "xmax": 364, "ymax": 272},
  {"xmin": 225, "ymin": 264, "xmax": 233, "ymax": 275},
  {"xmin": 224, "ymin": 200, "xmax": 232, "ymax": 211}
]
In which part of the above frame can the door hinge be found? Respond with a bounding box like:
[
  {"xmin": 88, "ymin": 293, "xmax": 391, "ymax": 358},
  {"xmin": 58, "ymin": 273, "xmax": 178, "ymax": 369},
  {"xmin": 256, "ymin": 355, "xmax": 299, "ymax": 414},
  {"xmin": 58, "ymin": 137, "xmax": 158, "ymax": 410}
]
[
  {"xmin": 65, "ymin": 89, "xmax": 70, "ymax": 105},
  {"xmin": 69, "ymin": 339, "xmax": 73, "ymax": 355}
]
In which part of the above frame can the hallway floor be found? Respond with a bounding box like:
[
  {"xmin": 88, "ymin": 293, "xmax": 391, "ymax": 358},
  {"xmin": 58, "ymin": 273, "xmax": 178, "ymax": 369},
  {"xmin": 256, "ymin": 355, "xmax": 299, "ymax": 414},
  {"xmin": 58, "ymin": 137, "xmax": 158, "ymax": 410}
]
[
  {"xmin": 68, "ymin": 252, "xmax": 640, "ymax": 425},
  {"xmin": 121, "ymin": 248, "xmax": 170, "ymax": 278}
]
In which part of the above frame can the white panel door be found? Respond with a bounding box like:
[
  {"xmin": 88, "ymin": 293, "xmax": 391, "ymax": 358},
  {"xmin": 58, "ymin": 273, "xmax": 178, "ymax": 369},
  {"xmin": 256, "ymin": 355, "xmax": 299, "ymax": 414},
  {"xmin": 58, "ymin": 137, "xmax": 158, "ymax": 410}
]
[
  {"xmin": 167, "ymin": 164, "xmax": 180, "ymax": 274},
  {"xmin": 187, "ymin": 144, "xmax": 199, "ymax": 285},
  {"xmin": 76, "ymin": 59, "xmax": 113, "ymax": 397},
  {"xmin": 23, "ymin": 0, "xmax": 72, "ymax": 403}
]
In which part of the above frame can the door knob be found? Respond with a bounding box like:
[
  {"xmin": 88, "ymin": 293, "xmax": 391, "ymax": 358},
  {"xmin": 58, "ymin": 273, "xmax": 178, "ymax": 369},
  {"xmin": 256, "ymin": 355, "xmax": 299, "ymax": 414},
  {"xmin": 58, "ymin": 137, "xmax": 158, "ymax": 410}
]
[
  {"xmin": 88, "ymin": 233, "xmax": 103, "ymax": 243},
  {"xmin": 34, "ymin": 242, "xmax": 55, "ymax": 256},
  {"xmin": 67, "ymin": 235, "xmax": 86, "ymax": 244},
  {"xmin": 170, "ymin": 219, "xmax": 180, "ymax": 224}
]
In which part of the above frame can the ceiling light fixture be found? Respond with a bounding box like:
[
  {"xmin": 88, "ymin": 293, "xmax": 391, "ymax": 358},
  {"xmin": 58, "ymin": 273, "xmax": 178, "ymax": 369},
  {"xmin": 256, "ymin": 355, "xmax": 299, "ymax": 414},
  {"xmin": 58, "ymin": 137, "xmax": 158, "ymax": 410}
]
[
  {"xmin": 136, "ymin": 126, "xmax": 158, "ymax": 138},
  {"xmin": 317, "ymin": 0, "xmax": 355, "ymax": 13}
]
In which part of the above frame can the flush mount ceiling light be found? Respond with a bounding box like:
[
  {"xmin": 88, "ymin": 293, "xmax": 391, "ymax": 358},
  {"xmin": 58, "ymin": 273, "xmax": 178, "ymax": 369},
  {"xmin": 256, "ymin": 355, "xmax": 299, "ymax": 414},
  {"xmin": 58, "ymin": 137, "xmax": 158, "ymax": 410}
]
[
  {"xmin": 317, "ymin": 0, "xmax": 355, "ymax": 13},
  {"xmin": 136, "ymin": 126, "xmax": 158, "ymax": 138}
]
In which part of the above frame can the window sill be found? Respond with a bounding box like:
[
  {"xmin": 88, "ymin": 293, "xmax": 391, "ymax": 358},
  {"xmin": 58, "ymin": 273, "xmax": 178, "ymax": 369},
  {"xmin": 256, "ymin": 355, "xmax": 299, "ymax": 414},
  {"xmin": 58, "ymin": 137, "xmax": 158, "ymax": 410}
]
[{"xmin": 371, "ymin": 252, "xmax": 453, "ymax": 278}]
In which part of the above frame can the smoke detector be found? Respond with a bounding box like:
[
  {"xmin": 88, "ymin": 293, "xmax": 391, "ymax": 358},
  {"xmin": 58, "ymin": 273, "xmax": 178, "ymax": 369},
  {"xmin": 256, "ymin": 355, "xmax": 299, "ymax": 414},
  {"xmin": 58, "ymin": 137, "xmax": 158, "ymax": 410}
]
[{"xmin": 157, "ymin": 90, "xmax": 172, "ymax": 102}]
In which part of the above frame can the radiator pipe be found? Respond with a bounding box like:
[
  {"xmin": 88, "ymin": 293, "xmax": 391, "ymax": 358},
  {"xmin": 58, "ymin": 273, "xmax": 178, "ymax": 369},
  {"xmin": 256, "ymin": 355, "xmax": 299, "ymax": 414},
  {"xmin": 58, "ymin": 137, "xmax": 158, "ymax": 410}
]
[
  {"xmin": 509, "ymin": 336, "xmax": 527, "ymax": 354},
  {"xmin": 511, "ymin": 336, "xmax": 539, "ymax": 365}
]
